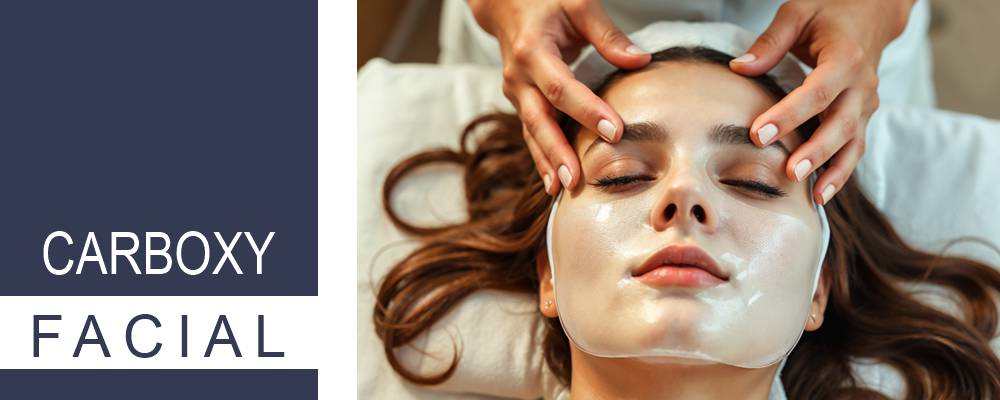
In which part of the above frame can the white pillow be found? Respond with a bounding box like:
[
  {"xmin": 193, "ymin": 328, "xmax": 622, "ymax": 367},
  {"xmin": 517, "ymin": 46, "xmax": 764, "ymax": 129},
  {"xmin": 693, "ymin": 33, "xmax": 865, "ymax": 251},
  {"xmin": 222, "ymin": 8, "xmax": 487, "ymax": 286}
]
[
  {"xmin": 357, "ymin": 59, "xmax": 1000, "ymax": 399},
  {"xmin": 358, "ymin": 59, "xmax": 553, "ymax": 400},
  {"xmin": 857, "ymin": 106, "xmax": 1000, "ymax": 266}
]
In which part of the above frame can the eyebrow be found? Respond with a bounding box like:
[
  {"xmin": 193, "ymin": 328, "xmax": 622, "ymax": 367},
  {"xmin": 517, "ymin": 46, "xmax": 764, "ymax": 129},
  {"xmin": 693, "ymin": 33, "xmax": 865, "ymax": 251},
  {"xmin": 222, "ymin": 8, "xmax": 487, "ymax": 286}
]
[
  {"xmin": 583, "ymin": 121, "xmax": 667, "ymax": 156},
  {"xmin": 582, "ymin": 121, "xmax": 791, "ymax": 157},
  {"xmin": 710, "ymin": 124, "xmax": 790, "ymax": 155}
]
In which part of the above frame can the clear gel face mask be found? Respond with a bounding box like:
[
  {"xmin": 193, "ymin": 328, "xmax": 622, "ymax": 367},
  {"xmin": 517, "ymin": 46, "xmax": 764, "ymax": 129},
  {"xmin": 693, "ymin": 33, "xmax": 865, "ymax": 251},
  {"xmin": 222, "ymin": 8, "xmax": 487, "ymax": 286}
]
[{"xmin": 545, "ymin": 168, "xmax": 830, "ymax": 368}]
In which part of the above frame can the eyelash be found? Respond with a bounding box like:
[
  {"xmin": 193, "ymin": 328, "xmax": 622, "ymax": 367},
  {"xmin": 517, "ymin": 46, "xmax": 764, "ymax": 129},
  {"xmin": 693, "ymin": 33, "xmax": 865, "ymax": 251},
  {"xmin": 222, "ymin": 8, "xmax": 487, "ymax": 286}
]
[
  {"xmin": 719, "ymin": 179, "xmax": 787, "ymax": 198},
  {"xmin": 591, "ymin": 175, "xmax": 787, "ymax": 198},
  {"xmin": 592, "ymin": 175, "xmax": 655, "ymax": 189}
]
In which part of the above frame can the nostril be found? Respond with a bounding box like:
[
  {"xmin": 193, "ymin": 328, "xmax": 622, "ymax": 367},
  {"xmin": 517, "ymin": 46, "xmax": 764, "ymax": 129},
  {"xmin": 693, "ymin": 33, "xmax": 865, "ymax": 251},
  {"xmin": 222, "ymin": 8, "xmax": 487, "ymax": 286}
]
[
  {"xmin": 692, "ymin": 205, "xmax": 706, "ymax": 223},
  {"xmin": 665, "ymin": 203, "xmax": 677, "ymax": 221}
]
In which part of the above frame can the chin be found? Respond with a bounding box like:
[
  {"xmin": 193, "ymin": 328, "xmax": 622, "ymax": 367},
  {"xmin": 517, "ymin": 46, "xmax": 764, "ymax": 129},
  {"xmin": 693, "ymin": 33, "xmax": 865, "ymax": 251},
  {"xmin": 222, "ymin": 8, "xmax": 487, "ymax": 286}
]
[
  {"xmin": 635, "ymin": 297, "xmax": 709, "ymax": 342},
  {"xmin": 631, "ymin": 354, "xmax": 720, "ymax": 366}
]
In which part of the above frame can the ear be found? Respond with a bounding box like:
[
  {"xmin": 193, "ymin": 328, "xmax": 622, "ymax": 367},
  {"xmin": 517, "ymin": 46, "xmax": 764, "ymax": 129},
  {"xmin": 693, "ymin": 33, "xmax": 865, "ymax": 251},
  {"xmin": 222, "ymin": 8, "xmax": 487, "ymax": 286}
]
[
  {"xmin": 535, "ymin": 246, "xmax": 559, "ymax": 318},
  {"xmin": 804, "ymin": 269, "xmax": 831, "ymax": 331}
]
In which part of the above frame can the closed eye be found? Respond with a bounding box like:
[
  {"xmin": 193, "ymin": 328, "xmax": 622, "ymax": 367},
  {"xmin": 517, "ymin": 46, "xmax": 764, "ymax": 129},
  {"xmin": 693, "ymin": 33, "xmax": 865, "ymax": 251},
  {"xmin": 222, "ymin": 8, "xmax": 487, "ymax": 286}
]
[
  {"xmin": 590, "ymin": 174, "xmax": 655, "ymax": 191},
  {"xmin": 589, "ymin": 176, "xmax": 785, "ymax": 197},
  {"xmin": 720, "ymin": 179, "xmax": 787, "ymax": 198}
]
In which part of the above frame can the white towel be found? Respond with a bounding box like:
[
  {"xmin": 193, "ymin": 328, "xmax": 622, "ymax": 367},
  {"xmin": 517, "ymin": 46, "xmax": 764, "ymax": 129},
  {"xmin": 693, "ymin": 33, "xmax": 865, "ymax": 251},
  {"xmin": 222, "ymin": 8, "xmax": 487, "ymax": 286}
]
[{"xmin": 570, "ymin": 21, "xmax": 806, "ymax": 96}]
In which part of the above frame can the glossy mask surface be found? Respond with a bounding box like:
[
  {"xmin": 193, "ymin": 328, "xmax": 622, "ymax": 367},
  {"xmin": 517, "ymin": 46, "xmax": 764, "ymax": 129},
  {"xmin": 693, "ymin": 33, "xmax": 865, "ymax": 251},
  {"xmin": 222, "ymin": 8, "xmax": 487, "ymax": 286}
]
[{"xmin": 545, "ymin": 61, "xmax": 830, "ymax": 368}]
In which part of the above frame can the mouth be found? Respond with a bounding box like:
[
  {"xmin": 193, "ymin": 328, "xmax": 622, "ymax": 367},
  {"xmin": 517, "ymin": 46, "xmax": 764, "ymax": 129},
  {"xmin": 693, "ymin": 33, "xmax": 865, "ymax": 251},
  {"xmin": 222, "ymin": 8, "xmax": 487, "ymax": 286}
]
[{"xmin": 632, "ymin": 244, "xmax": 730, "ymax": 288}]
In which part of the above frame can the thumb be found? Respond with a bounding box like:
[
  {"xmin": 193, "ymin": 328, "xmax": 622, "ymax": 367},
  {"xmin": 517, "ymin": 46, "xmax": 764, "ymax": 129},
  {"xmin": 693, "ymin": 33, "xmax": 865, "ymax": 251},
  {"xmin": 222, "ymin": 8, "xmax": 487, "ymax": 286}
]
[
  {"xmin": 563, "ymin": 1, "xmax": 649, "ymax": 70},
  {"xmin": 730, "ymin": 3, "xmax": 809, "ymax": 76}
]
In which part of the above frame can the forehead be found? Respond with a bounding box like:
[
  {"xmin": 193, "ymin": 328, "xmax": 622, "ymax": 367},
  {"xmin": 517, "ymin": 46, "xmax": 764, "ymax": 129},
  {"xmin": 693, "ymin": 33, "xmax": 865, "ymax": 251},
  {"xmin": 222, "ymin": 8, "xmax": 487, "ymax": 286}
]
[{"xmin": 587, "ymin": 61, "xmax": 803, "ymax": 149}]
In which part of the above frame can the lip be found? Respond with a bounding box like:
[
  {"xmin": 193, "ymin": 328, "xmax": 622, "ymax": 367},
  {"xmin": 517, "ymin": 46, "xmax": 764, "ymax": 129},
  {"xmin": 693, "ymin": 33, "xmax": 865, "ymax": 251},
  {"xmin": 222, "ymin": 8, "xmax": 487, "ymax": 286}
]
[{"xmin": 632, "ymin": 244, "xmax": 730, "ymax": 288}]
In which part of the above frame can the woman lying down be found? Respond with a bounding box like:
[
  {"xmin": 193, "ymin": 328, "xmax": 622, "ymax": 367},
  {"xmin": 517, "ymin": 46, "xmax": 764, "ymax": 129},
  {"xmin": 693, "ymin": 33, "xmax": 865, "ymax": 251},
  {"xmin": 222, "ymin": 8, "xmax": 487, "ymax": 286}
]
[{"xmin": 373, "ymin": 39, "xmax": 1000, "ymax": 399}]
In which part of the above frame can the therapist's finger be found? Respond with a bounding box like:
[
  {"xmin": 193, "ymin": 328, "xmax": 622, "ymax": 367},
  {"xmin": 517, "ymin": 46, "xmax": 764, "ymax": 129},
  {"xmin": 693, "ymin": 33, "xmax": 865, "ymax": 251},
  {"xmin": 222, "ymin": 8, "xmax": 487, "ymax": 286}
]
[
  {"xmin": 729, "ymin": 1, "xmax": 811, "ymax": 76},
  {"xmin": 813, "ymin": 137, "xmax": 865, "ymax": 205},
  {"xmin": 523, "ymin": 125, "xmax": 559, "ymax": 195},
  {"xmin": 528, "ymin": 51, "xmax": 622, "ymax": 143},
  {"xmin": 784, "ymin": 89, "xmax": 864, "ymax": 183},
  {"xmin": 519, "ymin": 87, "xmax": 581, "ymax": 191},
  {"xmin": 749, "ymin": 59, "xmax": 852, "ymax": 147},
  {"xmin": 562, "ymin": 0, "xmax": 651, "ymax": 69}
]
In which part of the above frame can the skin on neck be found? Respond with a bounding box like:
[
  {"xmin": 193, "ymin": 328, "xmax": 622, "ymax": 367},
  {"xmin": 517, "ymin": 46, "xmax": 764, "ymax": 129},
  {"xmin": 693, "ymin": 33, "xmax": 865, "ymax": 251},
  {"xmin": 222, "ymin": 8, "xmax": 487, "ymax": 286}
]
[{"xmin": 568, "ymin": 347, "xmax": 780, "ymax": 400}]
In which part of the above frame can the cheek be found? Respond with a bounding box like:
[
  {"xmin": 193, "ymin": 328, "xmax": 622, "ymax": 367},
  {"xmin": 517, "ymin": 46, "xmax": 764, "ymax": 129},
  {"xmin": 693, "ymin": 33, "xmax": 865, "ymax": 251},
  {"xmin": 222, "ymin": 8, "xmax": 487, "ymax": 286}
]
[
  {"xmin": 720, "ymin": 207, "xmax": 821, "ymax": 303},
  {"xmin": 552, "ymin": 197, "xmax": 652, "ymax": 275},
  {"xmin": 552, "ymin": 202, "xmax": 616, "ymax": 279}
]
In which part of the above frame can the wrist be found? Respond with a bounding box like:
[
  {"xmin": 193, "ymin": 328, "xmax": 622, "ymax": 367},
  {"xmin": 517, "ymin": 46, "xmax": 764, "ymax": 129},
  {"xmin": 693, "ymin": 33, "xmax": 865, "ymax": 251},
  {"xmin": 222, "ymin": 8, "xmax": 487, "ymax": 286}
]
[
  {"xmin": 467, "ymin": 0, "xmax": 498, "ymax": 35},
  {"xmin": 887, "ymin": 0, "xmax": 916, "ymax": 39}
]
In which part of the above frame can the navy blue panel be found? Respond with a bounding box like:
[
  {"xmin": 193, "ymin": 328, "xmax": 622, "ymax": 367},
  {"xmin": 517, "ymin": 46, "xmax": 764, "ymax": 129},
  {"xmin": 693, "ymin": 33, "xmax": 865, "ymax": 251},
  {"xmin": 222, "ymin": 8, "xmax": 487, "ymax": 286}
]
[
  {"xmin": 0, "ymin": 369, "xmax": 317, "ymax": 399},
  {"xmin": 0, "ymin": 0, "xmax": 318, "ymax": 295}
]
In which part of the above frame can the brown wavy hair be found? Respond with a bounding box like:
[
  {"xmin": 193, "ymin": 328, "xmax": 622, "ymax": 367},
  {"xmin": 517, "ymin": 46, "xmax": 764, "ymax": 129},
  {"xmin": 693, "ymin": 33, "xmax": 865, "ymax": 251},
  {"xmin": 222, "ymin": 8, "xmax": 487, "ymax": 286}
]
[{"xmin": 373, "ymin": 47, "xmax": 1000, "ymax": 399}]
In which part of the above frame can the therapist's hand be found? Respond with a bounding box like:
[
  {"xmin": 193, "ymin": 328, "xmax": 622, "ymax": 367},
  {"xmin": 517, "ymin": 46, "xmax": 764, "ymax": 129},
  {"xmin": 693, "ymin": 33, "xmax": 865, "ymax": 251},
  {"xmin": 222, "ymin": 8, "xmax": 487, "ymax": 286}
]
[
  {"xmin": 468, "ymin": 0, "xmax": 651, "ymax": 195},
  {"xmin": 729, "ymin": 0, "xmax": 915, "ymax": 205}
]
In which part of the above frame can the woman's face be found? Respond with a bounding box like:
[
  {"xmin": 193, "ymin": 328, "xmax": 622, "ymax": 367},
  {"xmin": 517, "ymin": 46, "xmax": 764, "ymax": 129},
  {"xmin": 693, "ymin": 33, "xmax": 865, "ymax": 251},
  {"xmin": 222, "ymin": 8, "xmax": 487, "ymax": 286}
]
[{"xmin": 544, "ymin": 61, "xmax": 827, "ymax": 367}]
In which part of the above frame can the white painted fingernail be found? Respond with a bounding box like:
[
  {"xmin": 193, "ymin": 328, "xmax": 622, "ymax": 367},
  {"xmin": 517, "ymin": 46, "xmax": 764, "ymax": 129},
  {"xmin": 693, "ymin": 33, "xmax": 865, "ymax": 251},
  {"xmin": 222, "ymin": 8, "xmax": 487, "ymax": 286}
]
[
  {"xmin": 757, "ymin": 123, "xmax": 778, "ymax": 145},
  {"xmin": 597, "ymin": 119, "xmax": 616, "ymax": 141},
  {"xmin": 543, "ymin": 173, "xmax": 552, "ymax": 193},
  {"xmin": 793, "ymin": 159, "xmax": 813, "ymax": 182},
  {"xmin": 557, "ymin": 165, "xmax": 573, "ymax": 188},
  {"xmin": 626, "ymin": 45, "xmax": 648, "ymax": 55},
  {"xmin": 732, "ymin": 53, "xmax": 757, "ymax": 64},
  {"xmin": 820, "ymin": 184, "xmax": 836, "ymax": 205}
]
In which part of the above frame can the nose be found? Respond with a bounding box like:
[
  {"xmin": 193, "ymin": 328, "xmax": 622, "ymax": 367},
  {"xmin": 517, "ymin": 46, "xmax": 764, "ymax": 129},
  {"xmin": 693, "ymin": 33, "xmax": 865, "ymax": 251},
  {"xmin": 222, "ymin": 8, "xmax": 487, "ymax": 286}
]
[{"xmin": 650, "ymin": 175, "xmax": 718, "ymax": 233}]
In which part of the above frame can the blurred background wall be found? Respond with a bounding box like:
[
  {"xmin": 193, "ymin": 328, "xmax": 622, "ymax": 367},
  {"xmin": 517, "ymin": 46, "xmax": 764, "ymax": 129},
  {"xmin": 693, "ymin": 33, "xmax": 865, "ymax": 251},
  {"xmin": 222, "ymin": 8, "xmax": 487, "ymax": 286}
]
[{"xmin": 358, "ymin": 0, "xmax": 1000, "ymax": 119}]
